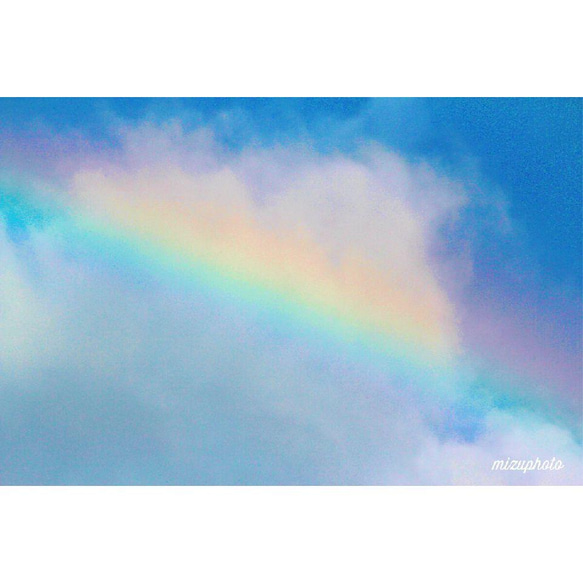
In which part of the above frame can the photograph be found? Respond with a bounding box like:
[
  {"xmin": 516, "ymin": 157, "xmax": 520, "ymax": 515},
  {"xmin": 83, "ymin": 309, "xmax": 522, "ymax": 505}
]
[{"xmin": 1, "ymin": 97, "xmax": 580, "ymax": 486}]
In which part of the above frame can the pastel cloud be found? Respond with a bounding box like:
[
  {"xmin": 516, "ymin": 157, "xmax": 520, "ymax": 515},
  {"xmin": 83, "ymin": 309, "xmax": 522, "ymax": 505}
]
[
  {"xmin": 418, "ymin": 410, "xmax": 582, "ymax": 485},
  {"xmin": 0, "ymin": 117, "xmax": 580, "ymax": 484}
]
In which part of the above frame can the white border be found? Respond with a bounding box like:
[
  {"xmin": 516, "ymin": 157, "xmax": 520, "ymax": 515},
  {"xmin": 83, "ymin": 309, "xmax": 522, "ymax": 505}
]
[
  {"xmin": 1, "ymin": 1, "xmax": 581, "ymax": 96},
  {"xmin": 1, "ymin": 487, "xmax": 581, "ymax": 581}
]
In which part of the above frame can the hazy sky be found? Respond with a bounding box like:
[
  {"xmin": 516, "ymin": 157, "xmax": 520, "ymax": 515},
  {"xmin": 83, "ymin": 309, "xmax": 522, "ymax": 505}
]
[{"xmin": 0, "ymin": 98, "xmax": 581, "ymax": 484}]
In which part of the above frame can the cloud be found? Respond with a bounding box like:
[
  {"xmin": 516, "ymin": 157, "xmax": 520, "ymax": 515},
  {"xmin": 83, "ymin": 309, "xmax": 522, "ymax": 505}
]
[
  {"xmin": 0, "ymin": 118, "xmax": 580, "ymax": 484},
  {"xmin": 0, "ymin": 223, "xmax": 57, "ymax": 374},
  {"xmin": 417, "ymin": 410, "xmax": 583, "ymax": 485}
]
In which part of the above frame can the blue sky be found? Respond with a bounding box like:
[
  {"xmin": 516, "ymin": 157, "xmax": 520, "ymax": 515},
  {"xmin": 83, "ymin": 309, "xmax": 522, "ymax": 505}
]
[{"xmin": 2, "ymin": 97, "xmax": 580, "ymax": 284}]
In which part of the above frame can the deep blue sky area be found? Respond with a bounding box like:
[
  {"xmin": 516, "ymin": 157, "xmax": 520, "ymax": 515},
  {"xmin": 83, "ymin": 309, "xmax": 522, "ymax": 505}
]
[
  {"xmin": 429, "ymin": 99, "xmax": 582, "ymax": 287},
  {"xmin": 1, "ymin": 97, "xmax": 581, "ymax": 287}
]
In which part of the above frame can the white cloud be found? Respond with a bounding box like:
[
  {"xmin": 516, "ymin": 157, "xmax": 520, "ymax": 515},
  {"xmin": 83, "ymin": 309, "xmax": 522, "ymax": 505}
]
[
  {"xmin": 0, "ymin": 121, "xmax": 579, "ymax": 485},
  {"xmin": 417, "ymin": 410, "xmax": 583, "ymax": 485}
]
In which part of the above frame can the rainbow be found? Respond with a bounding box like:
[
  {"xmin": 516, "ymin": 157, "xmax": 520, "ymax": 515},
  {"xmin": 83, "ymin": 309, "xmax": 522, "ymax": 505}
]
[{"xmin": 1, "ymin": 174, "xmax": 579, "ymax": 438}]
